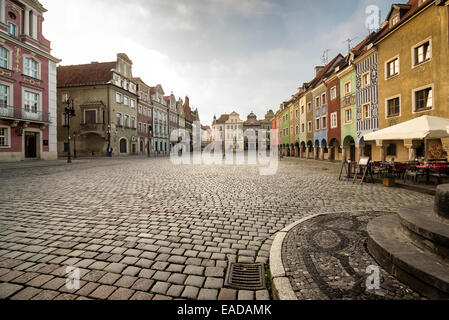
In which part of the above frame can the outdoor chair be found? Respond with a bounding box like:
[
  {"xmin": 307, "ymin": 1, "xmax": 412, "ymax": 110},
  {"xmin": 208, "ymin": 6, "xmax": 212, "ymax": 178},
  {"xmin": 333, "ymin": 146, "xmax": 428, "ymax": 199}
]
[
  {"xmin": 429, "ymin": 167, "xmax": 449, "ymax": 185},
  {"xmin": 403, "ymin": 165, "xmax": 426, "ymax": 184}
]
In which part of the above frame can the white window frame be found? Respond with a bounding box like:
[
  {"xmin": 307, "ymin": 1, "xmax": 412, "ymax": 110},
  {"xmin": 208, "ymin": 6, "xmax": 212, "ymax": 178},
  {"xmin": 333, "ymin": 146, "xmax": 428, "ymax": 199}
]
[
  {"xmin": 130, "ymin": 99, "xmax": 136, "ymax": 109},
  {"xmin": 330, "ymin": 112, "xmax": 338, "ymax": 129},
  {"xmin": 321, "ymin": 115, "xmax": 327, "ymax": 130},
  {"xmin": 385, "ymin": 55, "xmax": 400, "ymax": 80},
  {"xmin": 315, "ymin": 118, "xmax": 320, "ymax": 131},
  {"xmin": 116, "ymin": 112, "xmax": 122, "ymax": 126},
  {"xmin": 361, "ymin": 71, "xmax": 370, "ymax": 88},
  {"xmin": 385, "ymin": 94, "xmax": 402, "ymax": 119},
  {"xmin": 0, "ymin": 125, "xmax": 11, "ymax": 148},
  {"xmin": 116, "ymin": 92, "xmax": 122, "ymax": 103},
  {"xmin": 343, "ymin": 107, "xmax": 353, "ymax": 124},
  {"xmin": 321, "ymin": 93, "xmax": 326, "ymax": 105},
  {"xmin": 0, "ymin": 80, "xmax": 13, "ymax": 106},
  {"xmin": 23, "ymin": 56, "xmax": 41, "ymax": 79},
  {"xmin": 123, "ymin": 96, "xmax": 129, "ymax": 106},
  {"xmin": 344, "ymin": 81, "xmax": 352, "ymax": 95},
  {"xmin": 0, "ymin": 45, "xmax": 12, "ymax": 70},
  {"xmin": 22, "ymin": 88, "xmax": 41, "ymax": 113},
  {"xmin": 412, "ymin": 37, "xmax": 432, "ymax": 68},
  {"xmin": 7, "ymin": 22, "xmax": 17, "ymax": 36},
  {"xmin": 330, "ymin": 87, "xmax": 337, "ymax": 100},
  {"xmin": 412, "ymin": 84, "xmax": 434, "ymax": 113},
  {"xmin": 362, "ymin": 102, "xmax": 371, "ymax": 120}
]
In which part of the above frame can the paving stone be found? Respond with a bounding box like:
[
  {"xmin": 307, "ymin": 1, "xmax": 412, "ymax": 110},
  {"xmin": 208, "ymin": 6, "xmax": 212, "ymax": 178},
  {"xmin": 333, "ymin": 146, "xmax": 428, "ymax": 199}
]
[
  {"xmin": 153, "ymin": 271, "xmax": 171, "ymax": 282},
  {"xmin": 184, "ymin": 275, "xmax": 205, "ymax": 287},
  {"xmin": 218, "ymin": 288, "xmax": 237, "ymax": 300},
  {"xmin": 108, "ymin": 288, "xmax": 134, "ymax": 300},
  {"xmin": 166, "ymin": 284, "xmax": 185, "ymax": 298},
  {"xmin": 89, "ymin": 285, "xmax": 117, "ymax": 299},
  {"xmin": 41, "ymin": 277, "xmax": 66, "ymax": 291},
  {"xmin": 255, "ymin": 290, "xmax": 270, "ymax": 300},
  {"xmin": 151, "ymin": 281, "xmax": 170, "ymax": 295},
  {"xmin": 122, "ymin": 266, "xmax": 141, "ymax": 276},
  {"xmin": 166, "ymin": 264, "xmax": 185, "ymax": 273},
  {"xmin": 83, "ymin": 270, "xmax": 106, "ymax": 282},
  {"xmin": 54, "ymin": 293, "xmax": 78, "ymax": 300},
  {"xmin": 31, "ymin": 290, "xmax": 59, "ymax": 300},
  {"xmin": 167, "ymin": 273, "xmax": 187, "ymax": 285},
  {"xmin": 151, "ymin": 261, "xmax": 168, "ymax": 271},
  {"xmin": 76, "ymin": 282, "xmax": 100, "ymax": 297},
  {"xmin": 181, "ymin": 286, "xmax": 199, "ymax": 300},
  {"xmin": 197, "ymin": 288, "xmax": 219, "ymax": 300},
  {"xmin": 184, "ymin": 265, "xmax": 204, "ymax": 276},
  {"xmin": 104, "ymin": 263, "xmax": 126, "ymax": 274},
  {"xmin": 130, "ymin": 291, "xmax": 154, "ymax": 300},
  {"xmin": 115, "ymin": 275, "xmax": 137, "ymax": 288},
  {"xmin": 205, "ymin": 267, "xmax": 225, "ymax": 277},
  {"xmin": 10, "ymin": 287, "xmax": 42, "ymax": 300},
  {"xmin": 131, "ymin": 278, "xmax": 154, "ymax": 292},
  {"xmin": 237, "ymin": 290, "xmax": 254, "ymax": 300},
  {"xmin": 27, "ymin": 274, "xmax": 54, "ymax": 288},
  {"xmin": 98, "ymin": 273, "xmax": 122, "ymax": 285},
  {"xmin": 204, "ymin": 277, "xmax": 224, "ymax": 289},
  {"xmin": 0, "ymin": 283, "xmax": 23, "ymax": 299},
  {"xmin": 138, "ymin": 269, "xmax": 156, "ymax": 279}
]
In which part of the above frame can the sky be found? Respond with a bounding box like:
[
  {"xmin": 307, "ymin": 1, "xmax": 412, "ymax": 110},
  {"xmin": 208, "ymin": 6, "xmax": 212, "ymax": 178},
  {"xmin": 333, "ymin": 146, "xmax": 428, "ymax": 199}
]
[{"xmin": 41, "ymin": 0, "xmax": 397, "ymax": 126}]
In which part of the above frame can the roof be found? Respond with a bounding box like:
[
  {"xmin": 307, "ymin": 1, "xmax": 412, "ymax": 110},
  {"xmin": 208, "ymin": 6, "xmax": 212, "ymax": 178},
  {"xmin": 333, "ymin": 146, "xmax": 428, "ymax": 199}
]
[
  {"xmin": 57, "ymin": 62, "xmax": 116, "ymax": 87},
  {"xmin": 375, "ymin": 0, "xmax": 430, "ymax": 44},
  {"xmin": 215, "ymin": 114, "xmax": 230, "ymax": 124}
]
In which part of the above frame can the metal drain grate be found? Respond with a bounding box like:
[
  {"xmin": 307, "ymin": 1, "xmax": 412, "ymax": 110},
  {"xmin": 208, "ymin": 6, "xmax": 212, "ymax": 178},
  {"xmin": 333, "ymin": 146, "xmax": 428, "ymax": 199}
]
[{"xmin": 225, "ymin": 263, "xmax": 266, "ymax": 290}]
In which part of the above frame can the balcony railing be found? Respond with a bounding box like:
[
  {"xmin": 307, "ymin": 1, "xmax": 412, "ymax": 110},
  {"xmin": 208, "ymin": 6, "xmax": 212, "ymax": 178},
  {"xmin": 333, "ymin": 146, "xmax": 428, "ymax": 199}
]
[{"xmin": 0, "ymin": 104, "xmax": 50, "ymax": 123}]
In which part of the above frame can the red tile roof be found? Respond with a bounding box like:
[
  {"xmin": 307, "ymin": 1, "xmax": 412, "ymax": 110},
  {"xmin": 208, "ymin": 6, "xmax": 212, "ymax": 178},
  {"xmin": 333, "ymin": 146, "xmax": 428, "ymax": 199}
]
[
  {"xmin": 216, "ymin": 114, "xmax": 230, "ymax": 124},
  {"xmin": 57, "ymin": 62, "xmax": 116, "ymax": 87}
]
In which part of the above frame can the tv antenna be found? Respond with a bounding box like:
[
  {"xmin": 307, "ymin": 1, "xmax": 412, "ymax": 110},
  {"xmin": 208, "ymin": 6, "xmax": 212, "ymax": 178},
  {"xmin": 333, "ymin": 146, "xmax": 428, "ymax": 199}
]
[
  {"xmin": 343, "ymin": 36, "xmax": 359, "ymax": 53},
  {"xmin": 321, "ymin": 49, "xmax": 331, "ymax": 65}
]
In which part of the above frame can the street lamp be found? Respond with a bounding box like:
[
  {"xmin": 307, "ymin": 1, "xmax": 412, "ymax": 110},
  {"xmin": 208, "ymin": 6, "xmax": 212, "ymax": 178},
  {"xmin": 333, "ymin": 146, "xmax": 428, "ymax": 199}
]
[
  {"xmin": 64, "ymin": 96, "xmax": 76, "ymax": 163},
  {"xmin": 147, "ymin": 124, "xmax": 153, "ymax": 158}
]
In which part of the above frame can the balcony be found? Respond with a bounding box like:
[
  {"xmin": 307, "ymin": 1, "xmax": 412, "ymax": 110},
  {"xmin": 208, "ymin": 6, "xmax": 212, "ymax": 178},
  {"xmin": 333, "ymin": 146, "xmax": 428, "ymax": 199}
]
[
  {"xmin": 80, "ymin": 123, "xmax": 106, "ymax": 137},
  {"xmin": 0, "ymin": 105, "xmax": 51, "ymax": 123}
]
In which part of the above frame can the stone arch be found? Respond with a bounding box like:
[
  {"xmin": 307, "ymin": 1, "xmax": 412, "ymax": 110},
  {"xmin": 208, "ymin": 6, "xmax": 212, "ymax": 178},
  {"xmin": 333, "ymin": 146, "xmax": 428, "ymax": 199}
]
[{"xmin": 119, "ymin": 137, "xmax": 128, "ymax": 154}]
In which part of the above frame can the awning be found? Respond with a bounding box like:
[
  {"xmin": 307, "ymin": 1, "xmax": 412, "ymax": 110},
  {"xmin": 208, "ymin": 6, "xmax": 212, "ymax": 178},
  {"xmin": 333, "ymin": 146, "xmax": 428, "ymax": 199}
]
[{"xmin": 364, "ymin": 116, "xmax": 449, "ymax": 141}]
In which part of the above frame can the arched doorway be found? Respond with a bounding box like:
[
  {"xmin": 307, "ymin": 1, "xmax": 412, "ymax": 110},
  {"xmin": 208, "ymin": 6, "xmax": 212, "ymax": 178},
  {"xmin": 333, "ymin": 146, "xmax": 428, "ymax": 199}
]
[
  {"xmin": 307, "ymin": 141, "xmax": 313, "ymax": 159},
  {"xmin": 321, "ymin": 139, "xmax": 328, "ymax": 160},
  {"xmin": 343, "ymin": 136, "xmax": 356, "ymax": 162},
  {"xmin": 140, "ymin": 140, "xmax": 144, "ymax": 153},
  {"xmin": 314, "ymin": 140, "xmax": 320, "ymax": 160},
  {"xmin": 329, "ymin": 138, "xmax": 340, "ymax": 161},
  {"xmin": 120, "ymin": 138, "xmax": 127, "ymax": 154},
  {"xmin": 301, "ymin": 142, "xmax": 306, "ymax": 158},
  {"xmin": 295, "ymin": 142, "xmax": 300, "ymax": 157}
]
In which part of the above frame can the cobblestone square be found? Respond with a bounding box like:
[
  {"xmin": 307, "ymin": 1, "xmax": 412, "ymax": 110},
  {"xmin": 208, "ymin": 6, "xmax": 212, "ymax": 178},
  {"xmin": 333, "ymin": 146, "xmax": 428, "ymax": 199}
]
[{"xmin": 0, "ymin": 157, "xmax": 433, "ymax": 300}]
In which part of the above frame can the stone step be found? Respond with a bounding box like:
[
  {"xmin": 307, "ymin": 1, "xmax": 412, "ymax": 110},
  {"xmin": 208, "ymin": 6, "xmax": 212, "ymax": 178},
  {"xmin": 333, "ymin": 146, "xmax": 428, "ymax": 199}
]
[
  {"xmin": 398, "ymin": 205, "xmax": 449, "ymax": 260},
  {"xmin": 367, "ymin": 215, "xmax": 449, "ymax": 299}
]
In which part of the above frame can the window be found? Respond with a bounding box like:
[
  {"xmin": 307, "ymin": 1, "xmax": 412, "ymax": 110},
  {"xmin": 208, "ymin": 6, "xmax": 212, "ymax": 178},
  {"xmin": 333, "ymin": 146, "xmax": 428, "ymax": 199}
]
[
  {"xmin": 124, "ymin": 96, "xmax": 129, "ymax": 106},
  {"xmin": 116, "ymin": 93, "xmax": 122, "ymax": 103},
  {"xmin": 0, "ymin": 127, "xmax": 10, "ymax": 147},
  {"xmin": 116, "ymin": 113, "xmax": 122, "ymax": 126},
  {"xmin": 301, "ymin": 123, "xmax": 305, "ymax": 133},
  {"xmin": 362, "ymin": 103, "xmax": 371, "ymax": 119},
  {"xmin": 344, "ymin": 108, "xmax": 352, "ymax": 124},
  {"xmin": 344, "ymin": 81, "xmax": 351, "ymax": 95},
  {"xmin": 0, "ymin": 47, "xmax": 8, "ymax": 69},
  {"xmin": 131, "ymin": 117, "xmax": 136, "ymax": 128},
  {"xmin": 414, "ymin": 87, "xmax": 433, "ymax": 111},
  {"xmin": 307, "ymin": 121, "xmax": 312, "ymax": 133},
  {"xmin": 387, "ymin": 97, "xmax": 400, "ymax": 117},
  {"xmin": 295, "ymin": 110, "xmax": 298, "ymax": 118},
  {"xmin": 362, "ymin": 72, "xmax": 370, "ymax": 88},
  {"xmin": 301, "ymin": 105, "xmax": 304, "ymax": 114},
  {"xmin": 130, "ymin": 99, "xmax": 136, "ymax": 109},
  {"xmin": 391, "ymin": 16, "xmax": 399, "ymax": 26},
  {"xmin": 414, "ymin": 40, "xmax": 431, "ymax": 66},
  {"xmin": 322, "ymin": 116, "xmax": 327, "ymax": 130},
  {"xmin": 330, "ymin": 87, "xmax": 337, "ymax": 100},
  {"xmin": 296, "ymin": 126, "xmax": 299, "ymax": 134},
  {"xmin": 0, "ymin": 84, "xmax": 9, "ymax": 106},
  {"xmin": 386, "ymin": 58, "xmax": 399, "ymax": 78},
  {"xmin": 387, "ymin": 144, "xmax": 397, "ymax": 156},
  {"xmin": 138, "ymin": 123, "xmax": 142, "ymax": 133},
  {"xmin": 24, "ymin": 91, "xmax": 39, "ymax": 113},
  {"xmin": 315, "ymin": 96, "xmax": 320, "ymax": 108},
  {"xmin": 24, "ymin": 58, "xmax": 39, "ymax": 79},
  {"xmin": 124, "ymin": 115, "xmax": 130, "ymax": 128},
  {"xmin": 307, "ymin": 102, "xmax": 311, "ymax": 112},
  {"xmin": 84, "ymin": 110, "xmax": 96, "ymax": 124},
  {"xmin": 143, "ymin": 123, "xmax": 147, "ymax": 133},
  {"xmin": 321, "ymin": 93, "xmax": 326, "ymax": 105},
  {"xmin": 331, "ymin": 112, "xmax": 338, "ymax": 128},
  {"xmin": 7, "ymin": 23, "xmax": 16, "ymax": 36},
  {"xmin": 315, "ymin": 118, "xmax": 320, "ymax": 131}
]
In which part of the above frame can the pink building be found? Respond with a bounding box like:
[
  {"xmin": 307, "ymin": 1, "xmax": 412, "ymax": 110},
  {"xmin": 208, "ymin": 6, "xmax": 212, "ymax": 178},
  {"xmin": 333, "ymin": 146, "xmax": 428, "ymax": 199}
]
[{"xmin": 0, "ymin": 0, "xmax": 59, "ymax": 162}]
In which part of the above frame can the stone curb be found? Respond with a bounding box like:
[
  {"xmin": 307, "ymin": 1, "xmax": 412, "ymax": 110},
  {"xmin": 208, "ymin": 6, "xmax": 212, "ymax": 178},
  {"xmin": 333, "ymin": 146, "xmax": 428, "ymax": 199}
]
[{"xmin": 269, "ymin": 213, "xmax": 330, "ymax": 301}]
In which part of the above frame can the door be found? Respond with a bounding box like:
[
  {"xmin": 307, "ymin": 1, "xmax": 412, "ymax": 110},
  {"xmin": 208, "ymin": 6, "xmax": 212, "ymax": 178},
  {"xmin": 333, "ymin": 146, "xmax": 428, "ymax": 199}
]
[
  {"xmin": 120, "ymin": 139, "xmax": 127, "ymax": 153},
  {"xmin": 25, "ymin": 132, "xmax": 37, "ymax": 158}
]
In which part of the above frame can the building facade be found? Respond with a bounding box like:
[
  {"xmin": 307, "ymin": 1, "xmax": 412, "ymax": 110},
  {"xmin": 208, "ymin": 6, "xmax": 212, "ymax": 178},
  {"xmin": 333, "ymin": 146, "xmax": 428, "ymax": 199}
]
[
  {"xmin": 57, "ymin": 53, "xmax": 138, "ymax": 157},
  {"xmin": 0, "ymin": 0, "xmax": 59, "ymax": 162},
  {"xmin": 166, "ymin": 93, "xmax": 178, "ymax": 151},
  {"xmin": 151, "ymin": 84, "xmax": 168, "ymax": 155},
  {"xmin": 134, "ymin": 77, "xmax": 152, "ymax": 156},
  {"xmin": 225, "ymin": 111, "xmax": 243, "ymax": 152},
  {"xmin": 375, "ymin": 0, "xmax": 449, "ymax": 161},
  {"xmin": 339, "ymin": 63, "xmax": 357, "ymax": 162}
]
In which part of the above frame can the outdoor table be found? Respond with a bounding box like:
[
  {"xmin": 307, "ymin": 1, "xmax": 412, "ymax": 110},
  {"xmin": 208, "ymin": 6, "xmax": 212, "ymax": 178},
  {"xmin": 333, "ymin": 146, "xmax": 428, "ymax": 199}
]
[{"xmin": 416, "ymin": 164, "xmax": 448, "ymax": 183}]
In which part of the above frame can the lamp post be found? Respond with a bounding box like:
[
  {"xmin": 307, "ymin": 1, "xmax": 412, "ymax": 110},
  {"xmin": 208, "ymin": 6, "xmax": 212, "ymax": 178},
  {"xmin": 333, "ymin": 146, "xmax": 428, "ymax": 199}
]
[
  {"xmin": 73, "ymin": 133, "xmax": 77, "ymax": 159},
  {"xmin": 64, "ymin": 96, "xmax": 75, "ymax": 164},
  {"xmin": 148, "ymin": 124, "xmax": 153, "ymax": 158}
]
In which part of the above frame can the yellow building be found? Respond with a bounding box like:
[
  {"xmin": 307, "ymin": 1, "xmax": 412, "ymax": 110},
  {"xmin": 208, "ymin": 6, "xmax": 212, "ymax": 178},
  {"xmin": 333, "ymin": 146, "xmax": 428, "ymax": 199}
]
[
  {"xmin": 375, "ymin": 0, "xmax": 449, "ymax": 161},
  {"xmin": 225, "ymin": 111, "xmax": 244, "ymax": 151}
]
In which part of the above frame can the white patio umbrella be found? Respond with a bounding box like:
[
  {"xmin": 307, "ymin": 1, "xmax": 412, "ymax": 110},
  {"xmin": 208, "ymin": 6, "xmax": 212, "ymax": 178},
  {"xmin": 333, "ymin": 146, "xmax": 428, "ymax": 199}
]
[
  {"xmin": 364, "ymin": 115, "xmax": 449, "ymax": 141},
  {"xmin": 363, "ymin": 115, "xmax": 449, "ymax": 161}
]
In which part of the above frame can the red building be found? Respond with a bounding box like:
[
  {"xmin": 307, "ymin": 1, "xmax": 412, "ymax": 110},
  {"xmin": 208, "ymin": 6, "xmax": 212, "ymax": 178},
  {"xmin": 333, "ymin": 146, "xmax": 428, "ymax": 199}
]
[
  {"xmin": 134, "ymin": 77, "xmax": 153, "ymax": 156},
  {"xmin": 325, "ymin": 60, "xmax": 345, "ymax": 161},
  {"xmin": 0, "ymin": 0, "xmax": 59, "ymax": 162}
]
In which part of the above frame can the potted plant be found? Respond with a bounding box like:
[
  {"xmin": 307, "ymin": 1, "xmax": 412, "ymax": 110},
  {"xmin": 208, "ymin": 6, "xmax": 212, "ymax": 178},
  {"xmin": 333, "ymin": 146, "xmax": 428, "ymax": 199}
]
[{"xmin": 381, "ymin": 172, "xmax": 395, "ymax": 187}]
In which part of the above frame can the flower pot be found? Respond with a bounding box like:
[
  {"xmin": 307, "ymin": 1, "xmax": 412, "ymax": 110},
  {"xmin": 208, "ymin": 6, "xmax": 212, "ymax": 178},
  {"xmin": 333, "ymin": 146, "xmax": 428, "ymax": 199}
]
[{"xmin": 382, "ymin": 178, "xmax": 395, "ymax": 187}]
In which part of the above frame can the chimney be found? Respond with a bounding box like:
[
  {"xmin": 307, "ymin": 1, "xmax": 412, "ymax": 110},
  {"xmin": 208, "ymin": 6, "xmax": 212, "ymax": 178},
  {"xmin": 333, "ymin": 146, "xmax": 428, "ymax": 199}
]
[{"xmin": 314, "ymin": 66, "xmax": 324, "ymax": 77}]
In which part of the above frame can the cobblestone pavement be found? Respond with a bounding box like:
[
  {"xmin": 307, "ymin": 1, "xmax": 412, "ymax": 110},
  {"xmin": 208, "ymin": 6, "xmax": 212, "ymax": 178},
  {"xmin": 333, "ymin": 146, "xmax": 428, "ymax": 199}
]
[
  {"xmin": 282, "ymin": 211, "xmax": 424, "ymax": 300},
  {"xmin": 0, "ymin": 157, "xmax": 433, "ymax": 300}
]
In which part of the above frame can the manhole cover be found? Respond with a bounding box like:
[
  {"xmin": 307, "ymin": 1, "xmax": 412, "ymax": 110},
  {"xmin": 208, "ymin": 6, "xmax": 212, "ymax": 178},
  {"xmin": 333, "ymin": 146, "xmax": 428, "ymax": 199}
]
[{"xmin": 225, "ymin": 263, "xmax": 266, "ymax": 290}]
